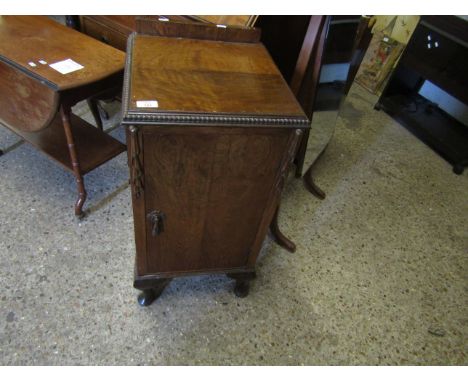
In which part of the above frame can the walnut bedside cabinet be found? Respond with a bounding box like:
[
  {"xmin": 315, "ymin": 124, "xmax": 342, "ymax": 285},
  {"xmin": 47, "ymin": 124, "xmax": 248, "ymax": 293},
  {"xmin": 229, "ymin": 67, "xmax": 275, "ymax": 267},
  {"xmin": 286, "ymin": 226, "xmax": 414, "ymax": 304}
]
[{"xmin": 121, "ymin": 27, "xmax": 310, "ymax": 306}]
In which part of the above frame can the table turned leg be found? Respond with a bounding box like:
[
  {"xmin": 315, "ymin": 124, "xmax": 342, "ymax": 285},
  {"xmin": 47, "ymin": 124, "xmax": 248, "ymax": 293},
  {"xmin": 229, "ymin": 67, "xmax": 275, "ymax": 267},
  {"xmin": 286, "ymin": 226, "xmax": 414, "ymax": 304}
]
[
  {"xmin": 270, "ymin": 204, "xmax": 296, "ymax": 253},
  {"xmin": 227, "ymin": 272, "xmax": 256, "ymax": 298},
  {"xmin": 134, "ymin": 278, "xmax": 172, "ymax": 306},
  {"xmin": 60, "ymin": 105, "xmax": 87, "ymax": 217}
]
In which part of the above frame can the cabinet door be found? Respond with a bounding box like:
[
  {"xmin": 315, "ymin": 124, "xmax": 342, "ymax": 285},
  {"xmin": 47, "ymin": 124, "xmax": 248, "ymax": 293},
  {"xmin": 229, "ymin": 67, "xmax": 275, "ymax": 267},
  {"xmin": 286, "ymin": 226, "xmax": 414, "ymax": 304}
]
[{"xmin": 141, "ymin": 126, "xmax": 290, "ymax": 274}]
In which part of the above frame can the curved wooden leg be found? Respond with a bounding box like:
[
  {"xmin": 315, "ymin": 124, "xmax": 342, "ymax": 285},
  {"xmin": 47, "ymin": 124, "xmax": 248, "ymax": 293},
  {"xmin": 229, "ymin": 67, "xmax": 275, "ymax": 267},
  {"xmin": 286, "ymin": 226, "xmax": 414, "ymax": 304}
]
[
  {"xmin": 60, "ymin": 105, "xmax": 87, "ymax": 217},
  {"xmin": 303, "ymin": 165, "xmax": 326, "ymax": 200},
  {"xmin": 270, "ymin": 204, "xmax": 296, "ymax": 253},
  {"xmin": 227, "ymin": 272, "xmax": 256, "ymax": 298},
  {"xmin": 134, "ymin": 278, "xmax": 172, "ymax": 306},
  {"xmin": 87, "ymin": 98, "xmax": 103, "ymax": 130}
]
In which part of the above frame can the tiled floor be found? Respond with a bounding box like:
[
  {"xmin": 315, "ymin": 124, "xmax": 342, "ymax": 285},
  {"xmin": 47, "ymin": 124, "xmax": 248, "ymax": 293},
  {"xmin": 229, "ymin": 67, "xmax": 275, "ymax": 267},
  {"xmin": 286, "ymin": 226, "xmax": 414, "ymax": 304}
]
[{"xmin": 0, "ymin": 84, "xmax": 466, "ymax": 365}]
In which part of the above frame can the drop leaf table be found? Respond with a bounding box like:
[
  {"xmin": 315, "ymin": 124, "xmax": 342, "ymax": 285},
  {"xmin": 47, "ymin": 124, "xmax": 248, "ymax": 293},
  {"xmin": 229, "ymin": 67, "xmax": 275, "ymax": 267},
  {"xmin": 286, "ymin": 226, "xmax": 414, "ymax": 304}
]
[{"xmin": 0, "ymin": 16, "xmax": 127, "ymax": 216}]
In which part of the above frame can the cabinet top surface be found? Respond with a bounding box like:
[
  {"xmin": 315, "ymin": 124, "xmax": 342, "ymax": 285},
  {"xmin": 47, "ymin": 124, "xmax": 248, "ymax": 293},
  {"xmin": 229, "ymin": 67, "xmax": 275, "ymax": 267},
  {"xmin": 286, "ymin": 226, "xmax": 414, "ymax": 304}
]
[
  {"xmin": 123, "ymin": 34, "xmax": 309, "ymax": 126},
  {"xmin": 0, "ymin": 16, "xmax": 125, "ymax": 91}
]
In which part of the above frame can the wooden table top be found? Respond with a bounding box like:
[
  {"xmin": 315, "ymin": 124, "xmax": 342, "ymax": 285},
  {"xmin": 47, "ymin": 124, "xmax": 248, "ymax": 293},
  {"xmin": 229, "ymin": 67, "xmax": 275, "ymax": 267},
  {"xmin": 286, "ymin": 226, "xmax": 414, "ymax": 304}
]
[
  {"xmin": 0, "ymin": 16, "xmax": 125, "ymax": 91},
  {"xmin": 123, "ymin": 34, "xmax": 308, "ymax": 126}
]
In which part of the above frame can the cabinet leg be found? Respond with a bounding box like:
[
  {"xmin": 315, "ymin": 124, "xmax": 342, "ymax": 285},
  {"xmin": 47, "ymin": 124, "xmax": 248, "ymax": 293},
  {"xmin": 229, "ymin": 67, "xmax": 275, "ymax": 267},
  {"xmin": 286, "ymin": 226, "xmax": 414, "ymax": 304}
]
[
  {"xmin": 270, "ymin": 204, "xmax": 296, "ymax": 253},
  {"xmin": 60, "ymin": 105, "xmax": 87, "ymax": 217},
  {"xmin": 227, "ymin": 272, "xmax": 256, "ymax": 298},
  {"xmin": 453, "ymin": 164, "xmax": 464, "ymax": 175},
  {"xmin": 233, "ymin": 280, "xmax": 250, "ymax": 298},
  {"xmin": 0, "ymin": 149, "xmax": 3, "ymax": 156},
  {"xmin": 137, "ymin": 289, "xmax": 157, "ymax": 306},
  {"xmin": 134, "ymin": 278, "xmax": 172, "ymax": 307}
]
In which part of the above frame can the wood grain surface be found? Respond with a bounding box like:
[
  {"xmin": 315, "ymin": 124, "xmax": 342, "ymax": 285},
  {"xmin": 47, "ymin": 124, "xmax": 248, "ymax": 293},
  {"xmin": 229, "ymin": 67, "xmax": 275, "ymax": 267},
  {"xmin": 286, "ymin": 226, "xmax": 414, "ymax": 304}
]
[
  {"xmin": 127, "ymin": 34, "xmax": 305, "ymax": 118},
  {"xmin": 0, "ymin": 16, "xmax": 125, "ymax": 90},
  {"xmin": 141, "ymin": 126, "xmax": 291, "ymax": 274},
  {"xmin": 0, "ymin": 59, "xmax": 58, "ymax": 132}
]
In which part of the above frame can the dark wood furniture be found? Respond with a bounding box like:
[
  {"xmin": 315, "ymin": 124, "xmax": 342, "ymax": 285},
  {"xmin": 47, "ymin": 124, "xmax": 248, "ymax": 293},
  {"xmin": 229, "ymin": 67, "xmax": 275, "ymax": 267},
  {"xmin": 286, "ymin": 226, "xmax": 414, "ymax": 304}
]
[
  {"xmin": 75, "ymin": 16, "xmax": 258, "ymax": 52},
  {"xmin": 193, "ymin": 15, "xmax": 258, "ymax": 27},
  {"xmin": 121, "ymin": 24, "xmax": 309, "ymax": 305},
  {"xmin": 0, "ymin": 16, "xmax": 126, "ymax": 216},
  {"xmin": 376, "ymin": 16, "xmax": 468, "ymax": 174},
  {"xmin": 78, "ymin": 16, "xmax": 138, "ymax": 51},
  {"xmin": 75, "ymin": 15, "xmax": 362, "ymax": 252},
  {"xmin": 77, "ymin": 16, "xmax": 186, "ymax": 51},
  {"xmin": 74, "ymin": 16, "xmax": 245, "ymax": 123}
]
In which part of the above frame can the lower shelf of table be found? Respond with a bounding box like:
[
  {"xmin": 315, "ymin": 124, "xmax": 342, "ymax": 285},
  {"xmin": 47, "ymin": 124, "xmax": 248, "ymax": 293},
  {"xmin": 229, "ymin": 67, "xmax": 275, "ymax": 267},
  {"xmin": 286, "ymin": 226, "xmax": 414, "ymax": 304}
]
[{"xmin": 9, "ymin": 113, "xmax": 126, "ymax": 174}]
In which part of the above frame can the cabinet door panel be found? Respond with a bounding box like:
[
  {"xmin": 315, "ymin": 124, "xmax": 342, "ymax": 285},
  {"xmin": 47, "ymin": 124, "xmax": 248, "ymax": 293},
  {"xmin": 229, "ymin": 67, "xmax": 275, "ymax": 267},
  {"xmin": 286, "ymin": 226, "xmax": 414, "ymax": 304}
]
[{"xmin": 142, "ymin": 127, "xmax": 289, "ymax": 274}]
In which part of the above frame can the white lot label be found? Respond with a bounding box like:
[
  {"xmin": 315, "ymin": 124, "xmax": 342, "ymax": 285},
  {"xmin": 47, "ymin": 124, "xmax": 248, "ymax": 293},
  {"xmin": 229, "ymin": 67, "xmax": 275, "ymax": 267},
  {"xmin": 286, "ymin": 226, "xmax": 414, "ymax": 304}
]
[
  {"xmin": 136, "ymin": 100, "xmax": 159, "ymax": 108},
  {"xmin": 49, "ymin": 58, "xmax": 84, "ymax": 74}
]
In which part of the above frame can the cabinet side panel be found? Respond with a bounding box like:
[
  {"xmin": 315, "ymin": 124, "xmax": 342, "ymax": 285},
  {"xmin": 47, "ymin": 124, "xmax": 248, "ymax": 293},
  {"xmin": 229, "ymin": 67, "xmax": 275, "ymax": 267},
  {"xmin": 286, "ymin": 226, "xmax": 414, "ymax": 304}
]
[
  {"xmin": 126, "ymin": 126, "xmax": 148, "ymax": 276},
  {"xmin": 201, "ymin": 130, "xmax": 289, "ymax": 268}
]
